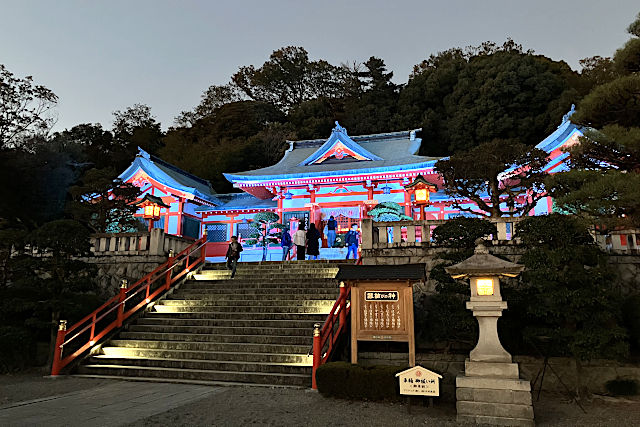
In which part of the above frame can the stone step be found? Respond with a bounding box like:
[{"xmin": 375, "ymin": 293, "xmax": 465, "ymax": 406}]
[
  {"xmin": 174, "ymin": 286, "xmax": 338, "ymax": 294},
  {"xmin": 143, "ymin": 311, "xmax": 327, "ymax": 321},
  {"xmin": 158, "ymin": 299, "xmax": 334, "ymax": 308},
  {"xmin": 108, "ymin": 339, "xmax": 310, "ymax": 354},
  {"xmin": 181, "ymin": 281, "xmax": 338, "ymax": 289},
  {"xmin": 72, "ymin": 374, "xmax": 302, "ymax": 389},
  {"xmin": 77, "ymin": 365, "xmax": 310, "ymax": 387},
  {"xmin": 118, "ymin": 331, "xmax": 311, "ymax": 345},
  {"xmin": 152, "ymin": 305, "xmax": 331, "ymax": 314},
  {"xmin": 128, "ymin": 324, "xmax": 311, "ymax": 336},
  {"xmin": 168, "ymin": 292, "xmax": 338, "ymax": 301},
  {"xmin": 99, "ymin": 346, "xmax": 311, "ymax": 363},
  {"xmin": 193, "ymin": 273, "xmax": 337, "ymax": 281},
  {"xmin": 136, "ymin": 317, "xmax": 320, "ymax": 329},
  {"xmin": 203, "ymin": 262, "xmax": 345, "ymax": 270},
  {"xmin": 88, "ymin": 356, "xmax": 311, "ymax": 375}
]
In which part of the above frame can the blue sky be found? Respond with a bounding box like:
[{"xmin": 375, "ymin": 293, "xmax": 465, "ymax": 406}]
[{"xmin": 1, "ymin": 0, "xmax": 637, "ymax": 132}]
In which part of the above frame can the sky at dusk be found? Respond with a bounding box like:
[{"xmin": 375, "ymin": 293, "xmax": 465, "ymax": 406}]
[{"xmin": 1, "ymin": 0, "xmax": 638, "ymax": 132}]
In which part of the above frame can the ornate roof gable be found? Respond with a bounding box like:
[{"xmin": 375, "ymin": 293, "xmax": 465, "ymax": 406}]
[{"xmin": 299, "ymin": 122, "xmax": 383, "ymax": 166}]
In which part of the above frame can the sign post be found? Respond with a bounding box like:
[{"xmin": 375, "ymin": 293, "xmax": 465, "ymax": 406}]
[{"xmin": 335, "ymin": 264, "xmax": 426, "ymax": 368}]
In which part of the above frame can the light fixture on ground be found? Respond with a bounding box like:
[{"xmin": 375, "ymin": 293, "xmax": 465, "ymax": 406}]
[{"xmin": 445, "ymin": 239, "xmax": 534, "ymax": 426}]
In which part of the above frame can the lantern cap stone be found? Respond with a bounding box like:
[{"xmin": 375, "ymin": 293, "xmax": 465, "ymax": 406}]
[{"xmin": 445, "ymin": 239, "xmax": 524, "ymax": 279}]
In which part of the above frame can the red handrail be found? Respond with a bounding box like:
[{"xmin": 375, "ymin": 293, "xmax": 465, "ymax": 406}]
[
  {"xmin": 51, "ymin": 235, "xmax": 208, "ymax": 376},
  {"xmin": 311, "ymin": 282, "xmax": 351, "ymax": 389}
]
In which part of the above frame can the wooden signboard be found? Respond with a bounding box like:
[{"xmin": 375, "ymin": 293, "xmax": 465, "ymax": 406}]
[
  {"xmin": 395, "ymin": 366, "xmax": 442, "ymax": 396},
  {"xmin": 350, "ymin": 280, "xmax": 415, "ymax": 366}
]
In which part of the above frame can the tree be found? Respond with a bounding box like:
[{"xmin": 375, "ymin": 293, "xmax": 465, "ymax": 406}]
[
  {"xmin": 231, "ymin": 46, "xmax": 345, "ymax": 111},
  {"xmin": 511, "ymin": 215, "xmax": 628, "ymax": 396},
  {"xmin": 342, "ymin": 57, "xmax": 400, "ymax": 135},
  {"xmin": 21, "ymin": 220, "xmax": 99, "ymax": 369},
  {"xmin": 0, "ymin": 64, "xmax": 58, "ymax": 148},
  {"xmin": 367, "ymin": 202, "xmax": 412, "ymax": 222},
  {"xmin": 67, "ymin": 168, "xmax": 142, "ymax": 233},
  {"xmin": 551, "ymin": 12, "xmax": 640, "ymax": 227},
  {"xmin": 244, "ymin": 212, "xmax": 285, "ymax": 261},
  {"xmin": 112, "ymin": 103, "xmax": 163, "ymax": 157},
  {"xmin": 397, "ymin": 41, "xmax": 580, "ymax": 156},
  {"xmin": 435, "ymin": 139, "xmax": 550, "ymax": 217},
  {"xmin": 174, "ymin": 84, "xmax": 242, "ymax": 127}
]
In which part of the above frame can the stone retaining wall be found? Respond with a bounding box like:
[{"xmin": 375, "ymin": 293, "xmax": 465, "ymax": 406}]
[
  {"xmin": 362, "ymin": 244, "xmax": 640, "ymax": 294},
  {"xmin": 358, "ymin": 351, "xmax": 640, "ymax": 399},
  {"xmin": 79, "ymin": 254, "xmax": 167, "ymax": 297}
]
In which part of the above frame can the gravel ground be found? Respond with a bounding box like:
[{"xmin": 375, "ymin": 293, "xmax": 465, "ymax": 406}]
[
  {"xmin": 127, "ymin": 386, "xmax": 640, "ymax": 427},
  {"xmin": 2, "ymin": 373, "xmax": 640, "ymax": 426}
]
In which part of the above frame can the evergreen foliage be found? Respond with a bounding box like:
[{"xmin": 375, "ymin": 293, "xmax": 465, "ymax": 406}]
[
  {"xmin": 552, "ymin": 13, "xmax": 640, "ymax": 228},
  {"xmin": 510, "ymin": 215, "xmax": 628, "ymax": 362},
  {"xmin": 244, "ymin": 212, "xmax": 285, "ymax": 261},
  {"xmin": 367, "ymin": 202, "xmax": 412, "ymax": 222},
  {"xmin": 431, "ymin": 217, "xmax": 497, "ymax": 248},
  {"xmin": 435, "ymin": 140, "xmax": 550, "ymax": 217}
]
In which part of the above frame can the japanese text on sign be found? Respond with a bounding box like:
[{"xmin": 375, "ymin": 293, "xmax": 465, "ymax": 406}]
[{"xmin": 365, "ymin": 291, "xmax": 399, "ymax": 302}]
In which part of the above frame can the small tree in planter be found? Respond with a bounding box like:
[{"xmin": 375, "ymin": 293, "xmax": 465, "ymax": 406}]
[
  {"xmin": 244, "ymin": 212, "xmax": 285, "ymax": 261},
  {"xmin": 367, "ymin": 202, "xmax": 413, "ymax": 221}
]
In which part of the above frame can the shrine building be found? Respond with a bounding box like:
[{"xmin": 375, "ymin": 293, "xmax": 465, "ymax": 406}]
[{"xmin": 118, "ymin": 112, "xmax": 584, "ymax": 258}]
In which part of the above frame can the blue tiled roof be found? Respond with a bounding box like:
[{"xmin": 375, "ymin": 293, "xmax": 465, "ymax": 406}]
[
  {"xmin": 119, "ymin": 148, "xmax": 221, "ymax": 205},
  {"xmin": 195, "ymin": 193, "xmax": 277, "ymax": 212}
]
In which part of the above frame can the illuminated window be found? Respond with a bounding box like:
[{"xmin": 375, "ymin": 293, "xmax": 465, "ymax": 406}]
[{"xmin": 476, "ymin": 278, "xmax": 494, "ymax": 296}]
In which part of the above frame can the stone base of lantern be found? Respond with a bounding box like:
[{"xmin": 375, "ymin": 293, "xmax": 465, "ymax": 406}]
[{"xmin": 456, "ymin": 359, "xmax": 534, "ymax": 426}]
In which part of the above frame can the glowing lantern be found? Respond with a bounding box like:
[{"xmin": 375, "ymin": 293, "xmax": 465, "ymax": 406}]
[
  {"xmin": 445, "ymin": 240, "xmax": 524, "ymax": 363},
  {"xmin": 403, "ymin": 174, "xmax": 437, "ymax": 220},
  {"xmin": 135, "ymin": 194, "xmax": 170, "ymax": 231}
]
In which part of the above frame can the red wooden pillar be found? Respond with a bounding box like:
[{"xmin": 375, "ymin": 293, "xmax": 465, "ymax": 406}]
[
  {"xmin": 50, "ymin": 320, "xmax": 67, "ymax": 376},
  {"xmin": 165, "ymin": 249, "xmax": 174, "ymax": 291},
  {"xmin": 339, "ymin": 282, "xmax": 347, "ymax": 327},
  {"xmin": 116, "ymin": 279, "xmax": 128, "ymax": 327},
  {"xmin": 312, "ymin": 323, "xmax": 321, "ymax": 389},
  {"xmin": 404, "ymin": 190, "xmax": 412, "ymax": 217}
]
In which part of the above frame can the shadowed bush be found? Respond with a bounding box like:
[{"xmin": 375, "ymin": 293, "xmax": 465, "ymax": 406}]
[{"xmin": 316, "ymin": 362, "xmax": 405, "ymax": 401}]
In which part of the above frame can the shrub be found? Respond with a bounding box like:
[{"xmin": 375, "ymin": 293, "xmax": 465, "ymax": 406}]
[
  {"xmin": 431, "ymin": 217, "xmax": 497, "ymax": 248},
  {"xmin": 315, "ymin": 362, "xmax": 405, "ymax": 401},
  {"xmin": 605, "ymin": 378, "xmax": 639, "ymax": 396},
  {"xmin": 0, "ymin": 326, "xmax": 36, "ymax": 372},
  {"xmin": 622, "ymin": 295, "xmax": 640, "ymax": 352}
]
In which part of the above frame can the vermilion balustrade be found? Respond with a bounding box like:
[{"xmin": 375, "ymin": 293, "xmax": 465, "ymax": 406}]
[
  {"xmin": 311, "ymin": 281, "xmax": 351, "ymax": 389},
  {"xmin": 50, "ymin": 234, "xmax": 208, "ymax": 376}
]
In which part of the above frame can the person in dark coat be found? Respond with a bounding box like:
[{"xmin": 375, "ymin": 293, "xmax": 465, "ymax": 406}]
[
  {"xmin": 306, "ymin": 223, "xmax": 321, "ymax": 260},
  {"xmin": 225, "ymin": 235, "xmax": 243, "ymax": 278},
  {"xmin": 344, "ymin": 223, "xmax": 360, "ymax": 260}
]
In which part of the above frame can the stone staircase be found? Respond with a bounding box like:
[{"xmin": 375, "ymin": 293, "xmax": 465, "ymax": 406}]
[{"xmin": 75, "ymin": 261, "xmax": 344, "ymax": 388}]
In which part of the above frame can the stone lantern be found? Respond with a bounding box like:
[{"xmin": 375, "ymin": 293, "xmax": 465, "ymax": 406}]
[{"xmin": 445, "ymin": 239, "xmax": 534, "ymax": 426}]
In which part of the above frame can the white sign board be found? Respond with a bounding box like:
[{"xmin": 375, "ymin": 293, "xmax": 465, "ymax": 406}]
[{"xmin": 395, "ymin": 365, "xmax": 442, "ymax": 396}]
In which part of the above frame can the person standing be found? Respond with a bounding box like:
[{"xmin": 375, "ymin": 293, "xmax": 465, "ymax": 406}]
[
  {"xmin": 306, "ymin": 223, "xmax": 321, "ymax": 260},
  {"xmin": 344, "ymin": 223, "xmax": 360, "ymax": 260},
  {"xmin": 326, "ymin": 215, "xmax": 337, "ymax": 248},
  {"xmin": 281, "ymin": 228, "xmax": 293, "ymax": 261},
  {"xmin": 293, "ymin": 222, "xmax": 307, "ymax": 261},
  {"xmin": 225, "ymin": 235, "xmax": 243, "ymax": 278}
]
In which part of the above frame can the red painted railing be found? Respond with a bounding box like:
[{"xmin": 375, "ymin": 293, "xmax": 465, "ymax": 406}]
[
  {"xmin": 51, "ymin": 234, "xmax": 208, "ymax": 376},
  {"xmin": 312, "ymin": 282, "xmax": 351, "ymax": 389}
]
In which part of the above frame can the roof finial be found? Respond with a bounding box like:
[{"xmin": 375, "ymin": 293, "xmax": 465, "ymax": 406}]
[
  {"xmin": 560, "ymin": 104, "xmax": 576, "ymax": 126},
  {"xmin": 333, "ymin": 121, "xmax": 347, "ymax": 134}
]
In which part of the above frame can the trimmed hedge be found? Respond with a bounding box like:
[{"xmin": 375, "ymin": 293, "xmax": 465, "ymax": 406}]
[{"xmin": 315, "ymin": 362, "xmax": 405, "ymax": 401}]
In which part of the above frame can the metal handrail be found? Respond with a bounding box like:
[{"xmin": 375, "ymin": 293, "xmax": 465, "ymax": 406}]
[{"xmin": 51, "ymin": 236, "xmax": 207, "ymax": 375}]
